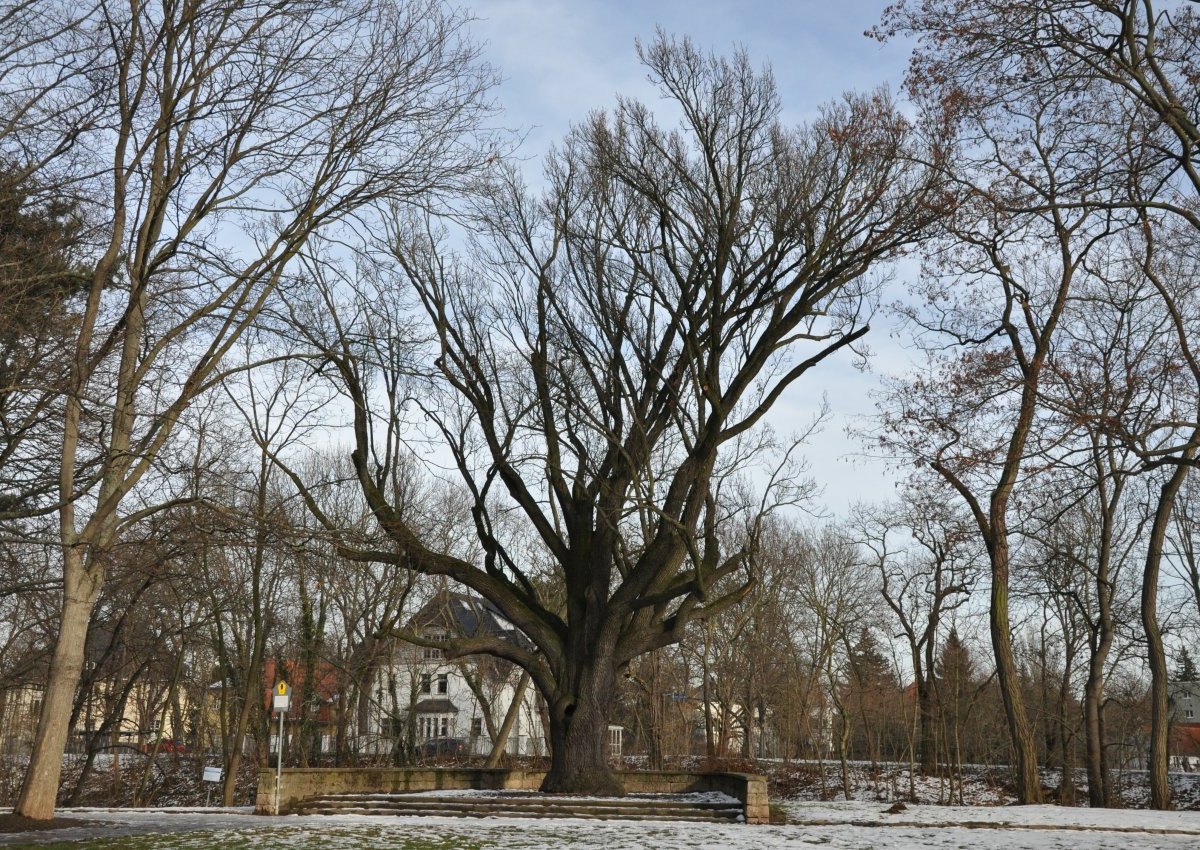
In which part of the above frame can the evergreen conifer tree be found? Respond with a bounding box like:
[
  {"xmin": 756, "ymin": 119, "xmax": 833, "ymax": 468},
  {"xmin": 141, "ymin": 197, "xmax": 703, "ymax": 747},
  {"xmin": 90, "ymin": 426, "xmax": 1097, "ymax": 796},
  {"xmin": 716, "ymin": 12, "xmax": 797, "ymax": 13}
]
[{"xmin": 1174, "ymin": 648, "xmax": 1198, "ymax": 683}]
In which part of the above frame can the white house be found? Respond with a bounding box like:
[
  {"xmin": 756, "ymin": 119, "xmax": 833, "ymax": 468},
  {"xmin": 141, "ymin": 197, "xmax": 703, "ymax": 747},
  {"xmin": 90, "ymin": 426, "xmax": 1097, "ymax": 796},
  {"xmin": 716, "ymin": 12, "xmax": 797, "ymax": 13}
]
[{"xmin": 360, "ymin": 591, "xmax": 546, "ymax": 759}]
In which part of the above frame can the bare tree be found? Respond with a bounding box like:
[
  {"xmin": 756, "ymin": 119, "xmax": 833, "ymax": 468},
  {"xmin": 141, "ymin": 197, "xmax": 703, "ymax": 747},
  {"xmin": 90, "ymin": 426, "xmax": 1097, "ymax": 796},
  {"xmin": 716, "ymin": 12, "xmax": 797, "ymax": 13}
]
[
  {"xmin": 875, "ymin": 0, "xmax": 1200, "ymax": 809},
  {"xmin": 8, "ymin": 0, "xmax": 495, "ymax": 818},
  {"xmin": 849, "ymin": 486, "xmax": 979, "ymax": 776},
  {"xmin": 281, "ymin": 34, "xmax": 949, "ymax": 793}
]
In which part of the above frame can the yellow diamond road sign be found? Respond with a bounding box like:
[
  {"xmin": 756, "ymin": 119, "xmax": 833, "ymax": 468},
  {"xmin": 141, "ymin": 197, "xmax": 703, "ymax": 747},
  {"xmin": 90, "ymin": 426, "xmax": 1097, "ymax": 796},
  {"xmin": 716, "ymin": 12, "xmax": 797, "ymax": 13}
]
[{"xmin": 277, "ymin": 681, "xmax": 289, "ymax": 696}]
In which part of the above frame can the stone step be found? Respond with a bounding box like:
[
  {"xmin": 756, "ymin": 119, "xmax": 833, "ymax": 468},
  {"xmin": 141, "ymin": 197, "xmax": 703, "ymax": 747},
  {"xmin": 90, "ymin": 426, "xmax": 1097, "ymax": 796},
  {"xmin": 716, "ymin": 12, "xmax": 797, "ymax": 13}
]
[
  {"xmin": 291, "ymin": 793, "xmax": 744, "ymax": 823},
  {"xmin": 299, "ymin": 800, "xmax": 742, "ymax": 818},
  {"xmin": 295, "ymin": 805, "xmax": 742, "ymax": 822},
  {"xmin": 302, "ymin": 793, "xmax": 739, "ymax": 810}
]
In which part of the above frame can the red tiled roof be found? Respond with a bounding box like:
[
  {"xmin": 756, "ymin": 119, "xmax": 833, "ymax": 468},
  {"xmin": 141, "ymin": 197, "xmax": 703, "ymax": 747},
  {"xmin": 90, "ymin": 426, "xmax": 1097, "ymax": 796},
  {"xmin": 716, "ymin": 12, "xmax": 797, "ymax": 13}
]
[{"xmin": 261, "ymin": 658, "xmax": 342, "ymax": 724}]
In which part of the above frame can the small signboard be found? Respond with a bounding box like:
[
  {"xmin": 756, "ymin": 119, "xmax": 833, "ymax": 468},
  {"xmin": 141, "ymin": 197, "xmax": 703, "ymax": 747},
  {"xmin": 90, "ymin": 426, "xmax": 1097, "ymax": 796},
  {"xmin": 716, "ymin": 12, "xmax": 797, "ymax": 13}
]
[
  {"xmin": 273, "ymin": 680, "xmax": 290, "ymax": 713},
  {"xmin": 202, "ymin": 766, "xmax": 222, "ymax": 783}
]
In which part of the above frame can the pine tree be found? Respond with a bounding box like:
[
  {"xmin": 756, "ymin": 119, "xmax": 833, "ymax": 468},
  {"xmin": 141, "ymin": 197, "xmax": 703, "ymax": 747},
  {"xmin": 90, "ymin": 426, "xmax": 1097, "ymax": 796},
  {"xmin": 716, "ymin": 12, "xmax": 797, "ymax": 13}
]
[
  {"xmin": 934, "ymin": 627, "xmax": 978, "ymax": 770},
  {"xmin": 840, "ymin": 628, "xmax": 902, "ymax": 763},
  {"xmin": 1174, "ymin": 648, "xmax": 1198, "ymax": 683},
  {"xmin": 935, "ymin": 628, "xmax": 975, "ymax": 693}
]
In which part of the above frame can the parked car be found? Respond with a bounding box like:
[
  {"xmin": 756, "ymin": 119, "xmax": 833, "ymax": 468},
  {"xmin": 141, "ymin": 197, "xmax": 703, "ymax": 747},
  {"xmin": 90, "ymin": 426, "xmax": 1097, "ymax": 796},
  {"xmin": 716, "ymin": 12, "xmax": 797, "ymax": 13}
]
[
  {"xmin": 419, "ymin": 737, "xmax": 466, "ymax": 758},
  {"xmin": 141, "ymin": 739, "xmax": 187, "ymax": 754}
]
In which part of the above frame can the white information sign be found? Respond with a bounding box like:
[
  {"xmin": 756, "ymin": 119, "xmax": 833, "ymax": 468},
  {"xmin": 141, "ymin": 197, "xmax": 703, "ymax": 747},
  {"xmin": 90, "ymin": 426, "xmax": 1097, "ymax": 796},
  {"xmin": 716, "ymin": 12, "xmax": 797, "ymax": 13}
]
[{"xmin": 202, "ymin": 766, "xmax": 222, "ymax": 783}]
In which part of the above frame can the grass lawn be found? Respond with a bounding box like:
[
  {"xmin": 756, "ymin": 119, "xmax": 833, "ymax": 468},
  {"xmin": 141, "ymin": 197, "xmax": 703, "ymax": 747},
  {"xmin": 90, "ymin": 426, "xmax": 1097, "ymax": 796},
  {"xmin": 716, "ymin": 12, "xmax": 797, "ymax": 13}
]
[
  {"xmin": 5, "ymin": 804, "xmax": 1200, "ymax": 850},
  {"xmin": 14, "ymin": 826, "xmax": 487, "ymax": 850}
]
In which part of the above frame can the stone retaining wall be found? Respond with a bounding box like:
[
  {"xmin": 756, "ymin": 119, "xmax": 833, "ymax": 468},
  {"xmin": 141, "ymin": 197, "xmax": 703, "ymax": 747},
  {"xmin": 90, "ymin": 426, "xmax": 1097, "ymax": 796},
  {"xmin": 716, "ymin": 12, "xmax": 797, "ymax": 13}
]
[{"xmin": 256, "ymin": 766, "xmax": 769, "ymax": 824}]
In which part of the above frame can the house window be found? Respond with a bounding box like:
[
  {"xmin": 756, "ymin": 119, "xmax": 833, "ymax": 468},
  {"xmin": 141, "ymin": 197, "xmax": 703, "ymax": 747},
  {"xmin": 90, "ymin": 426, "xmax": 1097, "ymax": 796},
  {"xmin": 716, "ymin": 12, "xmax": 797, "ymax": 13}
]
[
  {"xmin": 436, "ymin": 674, "xmax": 449, "ymax": 695},
  {"xmin": 608, "ymin": 725, "xmax": 623, "ymax": 758},
  {"xmin": 471, "ymin": 717, "xmax": 483, "ymax": 737},
  {"xmin": 418, "ymin": 715, "xmax": 452, "ymax": 739},
  {"xmin": 1187, "ymin": 709, "xmax": 1196, "ymax": 719},
  {"xmin": 419, "ymin": 674, "xmax": 431, "ymax": 694},
  {"xmin": 423, "ymin": 631, "xmax": 448, "ymax": 659},
  {"xmin": 29, "ymin": 699, "xmax": 41, "ymax": 717}
]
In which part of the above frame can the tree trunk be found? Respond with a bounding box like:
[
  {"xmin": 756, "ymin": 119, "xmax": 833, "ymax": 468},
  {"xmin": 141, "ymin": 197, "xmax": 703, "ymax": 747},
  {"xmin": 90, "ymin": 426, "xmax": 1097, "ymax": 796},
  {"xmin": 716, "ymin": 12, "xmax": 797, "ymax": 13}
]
[
  {"xmin": 1056, "ymin": 654, "xmax": 1076, "ymax": 806},
  {"xmin": 15, "ymin": 559, "xmax": 100, "ymax": 819},
  {"xmin": 1084, "ymin": 468, "xmax": 1118, "ymax": 809},
  {"xmin": 222, "ymin": 654, "xmax": 262, "ymax": 807},
  {"xmin": 917, "ymin": 678, "xmax": 936, "ymax": 775},
  {"xmin": 1142, "ymin": 457, "xmax": 1193, "ymax": 810},
  {"xmin": 541, "ymin": 662, "xmax": 622, "ymax": 796},
  {"xmin": 702, "ymin": 626, "xmax": 715, "ymax": 757},
  {"xmin": 989, "ymin": 536, "xmax": 1042, "ymax": 804},
  {"xmin": 485, "ymin": 672, "xmax": 531, "ymax": 768},
  {"xmin": 836, "ymin": 707, "xmax": 851, "ymax": 801},
  {"xmin": 1083, "ymin": 633, "xmax": 1113, "ymax": 807}
]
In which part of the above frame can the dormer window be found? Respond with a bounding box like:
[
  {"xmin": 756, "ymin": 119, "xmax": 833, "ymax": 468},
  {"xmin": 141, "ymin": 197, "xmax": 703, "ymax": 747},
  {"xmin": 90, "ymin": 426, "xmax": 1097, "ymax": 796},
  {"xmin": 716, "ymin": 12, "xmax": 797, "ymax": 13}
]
[{"xmin": 422, "ymin": 630, "xmax": 448, "ymax": 659}]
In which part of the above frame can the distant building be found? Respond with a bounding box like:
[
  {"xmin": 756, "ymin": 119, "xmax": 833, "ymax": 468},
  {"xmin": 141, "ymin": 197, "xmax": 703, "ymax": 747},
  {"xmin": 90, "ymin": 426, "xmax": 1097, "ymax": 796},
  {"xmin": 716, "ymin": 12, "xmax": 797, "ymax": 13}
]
[
  {"xmin": 0, "ymin": 623, "xmax": 192, "ymax": 758},
  {"xmin": 1173, "ymin": 679, "xmax": 1200, "ymax": 724},
  {"xmin": 260, "ymin": 657, "xmax": 343, "ymax": 758},
  {"xmin": 1170, "ymin": 679, "xmax": 1200, "ymax": 771},
  {"xmin": 358, "ymin": 591, "xmax": 546, "ymax": 758}
]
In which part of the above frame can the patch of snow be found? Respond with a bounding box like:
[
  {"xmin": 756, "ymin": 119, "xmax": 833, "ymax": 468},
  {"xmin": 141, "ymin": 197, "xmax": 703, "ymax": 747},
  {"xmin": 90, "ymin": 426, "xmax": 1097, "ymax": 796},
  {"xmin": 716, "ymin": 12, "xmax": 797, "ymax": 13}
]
[{"xmin": 784, "ymin": 800, "xmax": 1200, "ymax": 834}]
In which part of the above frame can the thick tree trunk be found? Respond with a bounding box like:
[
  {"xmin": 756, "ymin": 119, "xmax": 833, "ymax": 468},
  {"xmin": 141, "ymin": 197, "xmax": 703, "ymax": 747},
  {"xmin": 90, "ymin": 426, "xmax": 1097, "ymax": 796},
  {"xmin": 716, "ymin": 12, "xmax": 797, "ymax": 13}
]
[
  {"xmin": 541, "ymin": 662, "xmax": 622, "ymax": 796},
  {"xmin": 15, "ymin": 561, "xmax": 100, "ymax": 819},
  {"xmin": 989, "ymin": 536, "xmax": 1042, "ymax": 804}
]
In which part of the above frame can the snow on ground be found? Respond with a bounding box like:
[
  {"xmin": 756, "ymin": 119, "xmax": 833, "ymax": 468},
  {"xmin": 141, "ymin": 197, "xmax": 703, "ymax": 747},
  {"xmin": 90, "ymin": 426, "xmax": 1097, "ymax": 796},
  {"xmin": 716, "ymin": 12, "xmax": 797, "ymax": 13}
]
[
  {"xmin": 783, "ymin": 799, "xmax": 1200, "ymax": 832},
  {"xmin": 764, "ymin": 759, "xmax": 1200, "ymax": 810},
  {"xmin": 3, "ymin": 803, "xmax": 1200, "ymax": 849}
]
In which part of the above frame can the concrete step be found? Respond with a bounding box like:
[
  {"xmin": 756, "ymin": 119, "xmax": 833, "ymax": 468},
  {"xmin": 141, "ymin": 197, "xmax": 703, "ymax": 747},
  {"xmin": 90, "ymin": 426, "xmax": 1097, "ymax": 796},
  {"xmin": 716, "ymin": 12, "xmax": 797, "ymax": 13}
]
[
  {"xmin": 302, "ymin": 792, "xmax": 740, "ymax": 810},
  {"xmin": 291, "ymin": 792, "xmax": 744, "ymax": 823}
]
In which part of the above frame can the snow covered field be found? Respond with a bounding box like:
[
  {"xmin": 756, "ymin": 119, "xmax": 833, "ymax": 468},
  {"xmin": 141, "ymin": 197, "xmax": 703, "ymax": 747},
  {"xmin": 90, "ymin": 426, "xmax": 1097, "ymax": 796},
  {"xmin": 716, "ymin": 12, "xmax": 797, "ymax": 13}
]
[{"xmin": 3, "ymin": 802, "xmax": 1200, "ymax": 849}]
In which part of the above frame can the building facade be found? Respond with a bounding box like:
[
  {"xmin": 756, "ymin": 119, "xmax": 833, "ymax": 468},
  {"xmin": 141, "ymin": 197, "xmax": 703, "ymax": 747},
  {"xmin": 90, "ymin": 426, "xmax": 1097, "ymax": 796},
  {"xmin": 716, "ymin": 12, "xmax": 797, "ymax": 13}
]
[{"xmin": 359, "ymin": 592, "xmax": 546, "ymax": 758}]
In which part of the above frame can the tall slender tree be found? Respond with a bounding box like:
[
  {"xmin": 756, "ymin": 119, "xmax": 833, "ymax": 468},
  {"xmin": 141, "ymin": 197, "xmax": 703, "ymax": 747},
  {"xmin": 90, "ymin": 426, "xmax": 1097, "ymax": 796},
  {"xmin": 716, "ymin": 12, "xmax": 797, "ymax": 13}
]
[{"xmin": 7, "ymin": 0, "xmax": 495, "ymax": 819}]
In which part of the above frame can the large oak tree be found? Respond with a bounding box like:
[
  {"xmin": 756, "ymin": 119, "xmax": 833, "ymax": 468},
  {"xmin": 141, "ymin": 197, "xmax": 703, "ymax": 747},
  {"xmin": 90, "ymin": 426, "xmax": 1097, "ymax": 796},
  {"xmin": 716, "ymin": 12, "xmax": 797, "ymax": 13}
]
[{"xmin": 287, "ymin": 36, "xmax": 950, "ymax": 794}]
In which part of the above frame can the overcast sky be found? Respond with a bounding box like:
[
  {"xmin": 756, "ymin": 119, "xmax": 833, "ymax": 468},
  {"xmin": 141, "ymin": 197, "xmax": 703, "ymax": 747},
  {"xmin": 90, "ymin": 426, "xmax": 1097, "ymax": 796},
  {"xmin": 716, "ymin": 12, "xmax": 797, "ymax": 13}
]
[{"xmin": 473, "ymin": 1, "xmax": 918, "ymax": 516}]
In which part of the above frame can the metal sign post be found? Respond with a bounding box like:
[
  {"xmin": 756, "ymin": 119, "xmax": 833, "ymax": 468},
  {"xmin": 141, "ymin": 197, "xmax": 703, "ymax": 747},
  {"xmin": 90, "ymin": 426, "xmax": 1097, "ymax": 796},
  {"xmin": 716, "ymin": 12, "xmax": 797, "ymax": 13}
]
[
  {"xmin": 273, "ymin": 681, "xmax": 290, "ymax": 815},
  {"xmin": 201, "ymin": 765, "xmax": 222, "ymax": 806}
]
